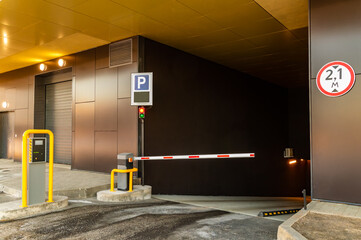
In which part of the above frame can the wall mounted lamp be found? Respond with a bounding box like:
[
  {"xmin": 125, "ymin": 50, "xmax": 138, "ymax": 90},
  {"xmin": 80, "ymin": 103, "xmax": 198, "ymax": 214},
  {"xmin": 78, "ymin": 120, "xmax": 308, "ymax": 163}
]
[
  {"xmin": 2, "ymin": 101, "xmax": 8, "ymax": 108},
  {"xmin": 39, "ymin": 63, "xmax": 47, "ymax": 71},
  {"xmin": 57, "ymin": 58, "xmax": 66, "ymax": 67}
]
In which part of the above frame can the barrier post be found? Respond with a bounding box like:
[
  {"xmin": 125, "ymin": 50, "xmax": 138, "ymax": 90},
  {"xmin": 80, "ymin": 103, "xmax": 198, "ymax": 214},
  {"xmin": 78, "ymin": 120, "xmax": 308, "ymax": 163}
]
[{"xmin": 22, "ymin": 129, "xmax": 54, "ymax": 208}]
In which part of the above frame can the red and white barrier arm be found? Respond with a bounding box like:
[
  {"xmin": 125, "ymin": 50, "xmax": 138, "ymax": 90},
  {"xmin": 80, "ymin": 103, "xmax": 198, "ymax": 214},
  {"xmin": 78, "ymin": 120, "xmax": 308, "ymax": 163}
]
[{"xmin": 134, "ymin": 153, "xmax": 255, "ymax": 161}]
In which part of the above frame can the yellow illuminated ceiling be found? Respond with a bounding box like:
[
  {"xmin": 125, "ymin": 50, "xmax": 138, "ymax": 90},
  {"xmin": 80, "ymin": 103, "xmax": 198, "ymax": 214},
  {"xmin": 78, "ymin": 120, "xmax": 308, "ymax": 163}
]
[{"xmin": 0, "ymin": 0, "xmax": 308, "ymax": 87}]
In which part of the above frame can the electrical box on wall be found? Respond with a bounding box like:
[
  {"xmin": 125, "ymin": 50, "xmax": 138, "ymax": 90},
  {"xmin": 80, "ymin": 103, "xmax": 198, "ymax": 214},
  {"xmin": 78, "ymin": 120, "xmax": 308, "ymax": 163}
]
[{"xmin": 284, "ymin": 148, "xmax": 294, "ymax": 158}]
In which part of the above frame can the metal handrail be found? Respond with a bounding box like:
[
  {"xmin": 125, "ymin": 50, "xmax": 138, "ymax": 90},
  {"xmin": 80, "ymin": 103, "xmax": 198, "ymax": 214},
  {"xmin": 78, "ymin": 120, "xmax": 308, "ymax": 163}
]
[
  {"xmin": 22, "ymin": 129, "xmax": 54, "ymax": 207},
  {"xmin": 110, "ymin": 168, "xmax": 138, "ymax": 192}
]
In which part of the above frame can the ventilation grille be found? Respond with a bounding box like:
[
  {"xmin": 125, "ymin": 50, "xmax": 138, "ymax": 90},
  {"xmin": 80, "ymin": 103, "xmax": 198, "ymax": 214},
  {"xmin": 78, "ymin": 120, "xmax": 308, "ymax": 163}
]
[{"xmin": 109, "ymin": 39, "xmax": 132, "ymax": 67}]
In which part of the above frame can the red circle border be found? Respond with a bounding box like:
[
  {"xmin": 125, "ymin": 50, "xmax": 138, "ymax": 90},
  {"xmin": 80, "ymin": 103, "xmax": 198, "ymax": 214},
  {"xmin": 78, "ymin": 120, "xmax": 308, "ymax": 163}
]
[{"xmin": 316, "ymin": 61, "xmax": 355, "ymax": 97}]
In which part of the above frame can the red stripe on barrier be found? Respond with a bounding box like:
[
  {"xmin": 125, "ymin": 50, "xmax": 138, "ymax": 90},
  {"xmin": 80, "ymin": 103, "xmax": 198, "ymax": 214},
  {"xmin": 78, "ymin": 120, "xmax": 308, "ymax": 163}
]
[
  {"xmin": 141, "ymin": 157, "xmax": 149, "ymax": 160},
  {"xmin": 250, "ymin": 154, "xmax": 255, "ymax": 157},
  {"xmin": 163, "ymin": 156, "xmax": 173, "ymax": 159},
  {"xmin": 217, "ymin": 155, "xmax": 229, "ymax": 158},
  {"xmin": 189, "ymin": 156, "xmax": 199, "ymax": 158}
]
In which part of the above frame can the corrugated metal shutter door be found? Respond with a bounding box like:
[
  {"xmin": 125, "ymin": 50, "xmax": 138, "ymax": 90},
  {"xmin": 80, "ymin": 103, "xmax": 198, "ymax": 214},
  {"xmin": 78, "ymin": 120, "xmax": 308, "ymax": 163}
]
[{"xmin": 45, "ymin": 81, "xmax": 72, "ymax": 164}]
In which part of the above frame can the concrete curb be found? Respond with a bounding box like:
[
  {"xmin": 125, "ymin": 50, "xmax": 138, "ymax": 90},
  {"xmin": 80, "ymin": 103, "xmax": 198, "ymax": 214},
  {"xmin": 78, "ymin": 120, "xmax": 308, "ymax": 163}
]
[
  {"xmin": 53, "ymin": 184, "xmax": 111, "ymax": 199},
  {"xmin": 277, "ymin": 208, "xmax": 308, "ymax": 240},
  {"xmin": 278, "ymin": 200, "xmax": 361, "ymax": 239},
  {"xmin": 0, "ymin": 196, "xmax": 68, "ymax": 221},
  {"xmin": 97, "ymin": 185, "xmax": 152, "ymax": 202},
  {"xmin": 0, "ymin": 183, "xmax": 110, "ymax": 199}
]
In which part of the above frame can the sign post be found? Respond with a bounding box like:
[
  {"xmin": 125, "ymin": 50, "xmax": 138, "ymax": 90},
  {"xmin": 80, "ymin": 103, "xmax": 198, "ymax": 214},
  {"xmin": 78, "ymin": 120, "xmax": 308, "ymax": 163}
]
[{"xmin": 131, "ymin": 72, "xmax": 153, "ymax": 185}]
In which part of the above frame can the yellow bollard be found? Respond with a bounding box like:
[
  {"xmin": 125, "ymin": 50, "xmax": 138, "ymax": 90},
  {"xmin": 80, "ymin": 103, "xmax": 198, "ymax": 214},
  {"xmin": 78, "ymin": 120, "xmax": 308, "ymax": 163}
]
[{"xmin": 110, "ymin": 168, "xmax": 138, "ymax": 192}]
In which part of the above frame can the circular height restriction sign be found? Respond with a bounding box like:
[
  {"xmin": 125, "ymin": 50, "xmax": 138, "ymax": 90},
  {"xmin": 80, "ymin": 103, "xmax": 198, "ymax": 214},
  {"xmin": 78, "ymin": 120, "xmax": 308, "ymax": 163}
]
[{"xmin": 316, "ymin": 61, "xmax": 355, "ymax": 97}]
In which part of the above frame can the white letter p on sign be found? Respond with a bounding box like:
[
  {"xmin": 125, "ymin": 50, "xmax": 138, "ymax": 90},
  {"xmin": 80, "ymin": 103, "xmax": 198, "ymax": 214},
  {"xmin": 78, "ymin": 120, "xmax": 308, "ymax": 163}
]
[{"xmin": 137, "ymin": 77, "xmax": 146, "ymax": 89}]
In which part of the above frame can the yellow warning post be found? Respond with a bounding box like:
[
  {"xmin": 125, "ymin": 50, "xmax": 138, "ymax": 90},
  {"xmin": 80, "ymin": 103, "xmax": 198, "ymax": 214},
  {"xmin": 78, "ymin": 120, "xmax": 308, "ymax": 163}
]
[{"xmin": 110, "ymin": 168, "xmax": 138, "ymax": 192}]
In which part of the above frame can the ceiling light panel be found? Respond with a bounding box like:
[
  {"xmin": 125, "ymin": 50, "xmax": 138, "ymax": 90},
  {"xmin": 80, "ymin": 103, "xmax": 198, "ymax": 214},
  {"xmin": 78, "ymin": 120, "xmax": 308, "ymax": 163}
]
[
  {"xmin": 204, "ymin": 2, "xmax": 273, "ymax": 28},
  {"xmin": 230, "ymin": 18, "xmax": 286, "ymax": 38},
  {"xmin": 176, "ymin": 0, "xmax": 252, "ymax": 15},
  {"xmin": 255, "ymin": 0, "xmax": 308, "ymax": 29},
  {"xmin": 0, "ymin": 7, "xmax": 40, "ymax": 28},
  {"xmin": 72, "ymin": 0, "xmax": 135, "ymax": 23},
  {"xmin": 44, "ymin": 0, "xmax": 89, "ymax": 9},
  {"xmin": 116, "ymin": 0, "xmax": 201, "ymax": 26},
  {"xmin": 9, "ymin": 21, "xmax": 76, "ymax": 45}
]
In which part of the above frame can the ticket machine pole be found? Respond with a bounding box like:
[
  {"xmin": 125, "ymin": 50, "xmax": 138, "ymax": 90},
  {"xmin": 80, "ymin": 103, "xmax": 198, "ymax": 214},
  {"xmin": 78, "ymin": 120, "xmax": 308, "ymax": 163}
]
[{"xmin": 22, "ymin": 129, "xmax": 54, "ymax": 208}]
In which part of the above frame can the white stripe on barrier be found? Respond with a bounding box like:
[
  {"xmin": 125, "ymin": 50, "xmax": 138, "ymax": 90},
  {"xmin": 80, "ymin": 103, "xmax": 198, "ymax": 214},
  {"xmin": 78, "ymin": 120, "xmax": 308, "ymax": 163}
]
[{"xmin": 134, "ymin": 153, "xmax": 255, "ymax": 161}]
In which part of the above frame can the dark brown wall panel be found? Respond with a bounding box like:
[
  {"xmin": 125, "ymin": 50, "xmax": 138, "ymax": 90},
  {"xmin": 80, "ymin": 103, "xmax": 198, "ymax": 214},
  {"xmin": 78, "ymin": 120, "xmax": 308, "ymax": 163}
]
[
  {"xmin": 14, "ymin": 109, "xmax": 28, "ymax": 161},
  {"xmin": 143, "ymin": 39, "xmax": 301, "ymax": 196},
  {"xmin": 74, "ymin": 102, "xmax": 94, "ymax": 170},
  {"xmin": 75, "ymin": 50, "xmax": 95, "ymax": 103},
  {"xmin": 310, "ymin": 0, "xmax": 361, "ymax": 78},
  {"xmin": 15, "ymin": 77, "xmax": 29, "ymax": 109},
  {"xmin": 117, "ymin": 98, "xmax": 138, "ymax": 154},
  {"xmin": 95, "ymin": 68, "xmax": 117, "ymax": 131},
  {"xmin": 287, "ymin": 87, "xmax": 310, "ymax": 160},
  {"xmin": 96, "ymin": 45, "xmax": 109, "ymax": 70},
  {"xmin": 94, "ymin": 131, "xmax": 118, "ymax": 173},
  {"xmin": 310, "ymin": 0, "xmax": 361, "ymax": 204},
  {"xmin": 311, "ymin": 76, "xmax": 361, "ymax": 204},
  {"xmin": 118, "ymin": 63, "xmax": 138, "ymax": 98},
  {"xmin": 28, "ymin": 81, "xmax": 34, "ymax": 128},
  {"xmin": 5, "ymin": 88, "xmax": 16, "ymax": 111}
]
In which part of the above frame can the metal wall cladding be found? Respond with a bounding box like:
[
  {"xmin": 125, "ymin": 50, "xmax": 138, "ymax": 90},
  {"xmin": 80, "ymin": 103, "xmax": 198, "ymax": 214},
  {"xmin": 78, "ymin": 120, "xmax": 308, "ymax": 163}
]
[
  {"xmin": 75, "ymin": 50, "xmax": 95, "ymax": 103},
  {"xmin": 96, "ymin": 45, "xmax": 109, "ymax": 70},
  {"xmin": 14, "ymin": 109, "xmax": 28, "ymax": 161},
  {"xmin": 0, "ymin": 41, "xmax": 139, "ymax": 172},
  {"xmin": 5, "ymin": 88, "xmax": 16, "ymax": 111},
  {"xmin": 74, "ymin": 102, "xmax": 94, "ymax": 170},
  {"xmin": 46, "ymin": 81, "xmax": 72, "ymax": 164},
  {"xmin": 310, "ymin": 0, "xmax": 361, "ymax": 204},
  {"xmin": 95, "ymin": 68, "xmax": 117, "ymax": 131},
  {"xmin": 28, "ymin": 81, "xmax": 34, "ymax": 129},
  {"xmin": 118, "ymin": 63, "xmax": 138, "ymax": 98},
  {"xmin": 311, "ymin": 76, "xmax": 361, "ymax": 204},
  {"xmin": 117, "ymin": 98, "xmax": 138, "ymax": 154},
  {"xmin": 310, "ymin": 0, "xmax": 361, "ymax": 78},
  {"xmin": 0, "ymin": 112, "xmax": 14, "ymax": 159},
  {"xmin": 15, "ymin": 77, "xmax": 29, "ymax": 109},
  {"xmin": 141, "ymin": 38, "xmax": 309, "ymax": 196},
  {"xmin": 34, "ymin": 80, "xmax": 46, "ymax": 129},
  {"xmin": 94, "ymin": 131, "xmax": 118, "ymax": 173}
]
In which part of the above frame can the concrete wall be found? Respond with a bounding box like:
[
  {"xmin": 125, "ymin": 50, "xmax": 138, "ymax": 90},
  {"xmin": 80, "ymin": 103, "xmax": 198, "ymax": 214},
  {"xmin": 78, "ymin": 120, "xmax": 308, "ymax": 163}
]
[
  {"xmin": 142, "ymin": 38, "xmax": 310, "ymax": 196},
  {"xmin": 0, "ymin": 37, "xmax": 138, "ymax": 173},
  {"xmin": 310, "ymin": 0, "xmax": 361, "ymax": 204}
]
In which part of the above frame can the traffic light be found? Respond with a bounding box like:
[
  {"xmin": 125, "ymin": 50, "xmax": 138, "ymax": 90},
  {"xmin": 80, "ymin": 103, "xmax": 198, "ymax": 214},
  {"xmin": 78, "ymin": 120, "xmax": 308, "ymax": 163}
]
[{"xmin": 139, "ymin": 106, "xmax": 145, "ymax": 119}]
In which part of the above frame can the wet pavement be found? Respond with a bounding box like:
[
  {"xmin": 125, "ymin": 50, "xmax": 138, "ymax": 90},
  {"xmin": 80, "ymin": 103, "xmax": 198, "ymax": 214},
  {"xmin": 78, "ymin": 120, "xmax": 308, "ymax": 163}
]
[{"xmin": 0, "ymin": 198, "xmax": 280, "ymax": 240}]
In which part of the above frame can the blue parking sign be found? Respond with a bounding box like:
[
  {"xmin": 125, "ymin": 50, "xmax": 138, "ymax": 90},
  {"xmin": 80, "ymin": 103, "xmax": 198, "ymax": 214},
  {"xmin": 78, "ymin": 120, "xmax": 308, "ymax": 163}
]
[
  {"xmin": 135, "ymin": 75, "xmax": 149, "ymax": 90},
  {"xmin": 131, "ymin": 72, "xmax": 153, "ymax": 106}
]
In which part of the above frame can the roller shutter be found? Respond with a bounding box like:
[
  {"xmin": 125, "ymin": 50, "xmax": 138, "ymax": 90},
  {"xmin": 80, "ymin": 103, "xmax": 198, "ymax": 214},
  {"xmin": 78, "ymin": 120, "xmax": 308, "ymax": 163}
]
[{"xmin": 45, "ymin": 81, "xmax": 72, "ymax": 164}]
